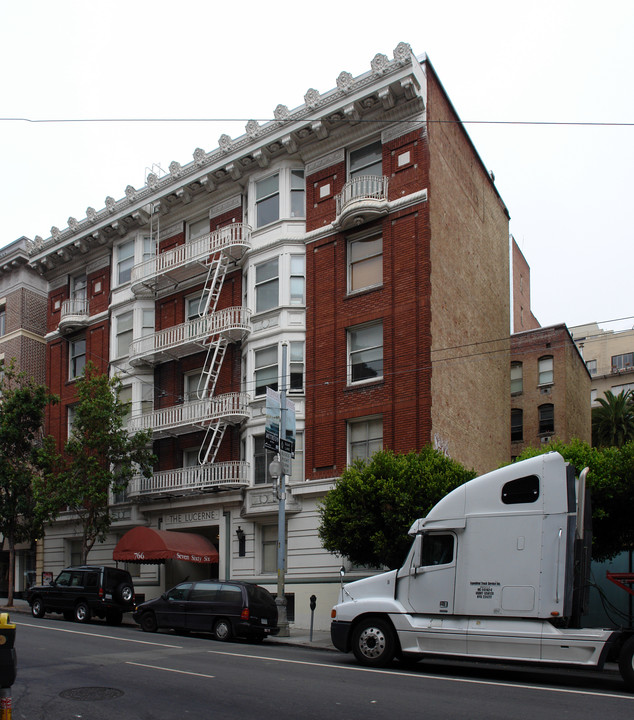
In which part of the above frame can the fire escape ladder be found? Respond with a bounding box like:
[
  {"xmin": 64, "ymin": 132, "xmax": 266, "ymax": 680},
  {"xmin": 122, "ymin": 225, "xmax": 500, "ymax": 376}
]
[
  {"xmin": 197, "ymin": 339, "xmax": 228, "ymax": 401},
  {"xmin": 200, "ymin": 252, "xmax": 229, "ymax": 318},
  {"xmin": 198, "ymin": 421, "xmax": 228, "ymax": 466}
]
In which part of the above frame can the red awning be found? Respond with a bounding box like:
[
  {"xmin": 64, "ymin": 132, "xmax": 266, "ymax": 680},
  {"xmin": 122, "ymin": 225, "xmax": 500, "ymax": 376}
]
[{"xmin": 113, "ymin": 526, "xmax": 219, "ymax": 564}]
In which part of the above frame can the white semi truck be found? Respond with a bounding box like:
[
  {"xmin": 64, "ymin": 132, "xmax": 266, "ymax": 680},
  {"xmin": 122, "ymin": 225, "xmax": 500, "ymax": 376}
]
[{"xmin": 330, "ymin": 452, "xmax": 634, "ymax": 690}]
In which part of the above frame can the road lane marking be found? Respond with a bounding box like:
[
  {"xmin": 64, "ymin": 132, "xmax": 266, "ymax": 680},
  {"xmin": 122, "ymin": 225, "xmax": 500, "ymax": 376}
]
[
  {"xmin": 207, "ymin": 650, "xmax": 634, "ymax": 702},
  {"xmin": 127, "ymin": 662, "xmax": 215, "ymax": 679},
  {"xmin": 16, "ymin": 620, "xmax": 182, "ymax": 649}
]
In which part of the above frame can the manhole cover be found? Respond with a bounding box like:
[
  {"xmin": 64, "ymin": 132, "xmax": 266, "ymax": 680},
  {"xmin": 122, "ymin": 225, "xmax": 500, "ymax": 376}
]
[{"xmin": 59, "ymin": 687, "xmax": 124, "ymax": 701}]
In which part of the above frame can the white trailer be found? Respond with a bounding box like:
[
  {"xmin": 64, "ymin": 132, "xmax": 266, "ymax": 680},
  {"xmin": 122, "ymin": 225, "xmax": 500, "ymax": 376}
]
[{"xmin": 330, "ymin": 452, "xmax": 634, "ymax": 690}]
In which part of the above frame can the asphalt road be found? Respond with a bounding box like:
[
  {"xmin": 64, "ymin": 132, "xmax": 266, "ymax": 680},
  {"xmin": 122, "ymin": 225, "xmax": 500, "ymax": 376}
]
[{"xmin": 10, "ymin": 617, "xmax": 634, "ymax": 719}]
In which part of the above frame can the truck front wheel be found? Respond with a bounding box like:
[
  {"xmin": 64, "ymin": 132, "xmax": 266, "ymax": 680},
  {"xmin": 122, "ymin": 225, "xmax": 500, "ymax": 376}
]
[
  {"xmin": 619, "ymin": 636, "xmax": 634, "ymax": 690},
  {"xmin": 352, "ymin": 617, "xmax": 396, "ymax": 667}
]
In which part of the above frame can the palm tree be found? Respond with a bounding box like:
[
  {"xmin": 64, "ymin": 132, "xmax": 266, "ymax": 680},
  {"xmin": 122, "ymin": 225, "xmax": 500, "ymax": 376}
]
[{"xmin": 592, "ymin": 389, "xmax": 634, "ymax": 447}]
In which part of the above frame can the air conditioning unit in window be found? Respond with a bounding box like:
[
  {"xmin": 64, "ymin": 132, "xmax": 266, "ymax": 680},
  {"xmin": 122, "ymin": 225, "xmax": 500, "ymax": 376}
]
[{"xmin": 541, "ymin": 436, "xmax": 552, "ymax": 444}]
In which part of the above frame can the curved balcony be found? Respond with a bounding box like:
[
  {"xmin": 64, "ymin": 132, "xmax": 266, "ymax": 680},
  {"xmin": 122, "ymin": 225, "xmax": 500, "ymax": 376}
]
[
  {"xmin": 129, "ymin": 306, "xmax": 251, "ymax": 366},
  {"xmin": 58, "ymin": 298, "xmax": 89, "ymax": 335},
  {"xmin": 127, "ymin": 461, "xmax": 249, "ymax": 498},
  {"xmin": 127, "ymin": 392, "xmax": 250, "ymax": 438},
  {"xmin": 333, "ymin": 175, "xmax": 390, "ymax": 230},
  {"xmin": 131, "ymin": 223, "xmax": 251, "ymax": 295}
]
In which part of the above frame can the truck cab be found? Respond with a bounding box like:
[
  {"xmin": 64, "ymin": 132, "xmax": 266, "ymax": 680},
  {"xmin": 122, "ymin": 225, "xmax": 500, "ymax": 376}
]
[{"xmin": 330, "ymin": 453, "xmax": 634, "ymax": 690}]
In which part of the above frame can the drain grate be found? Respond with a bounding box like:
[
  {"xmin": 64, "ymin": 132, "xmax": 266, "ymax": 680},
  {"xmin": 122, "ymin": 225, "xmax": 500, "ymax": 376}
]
[{"xmin": 60, "ymin": 687, "xmax": 124, "ymax": 701}]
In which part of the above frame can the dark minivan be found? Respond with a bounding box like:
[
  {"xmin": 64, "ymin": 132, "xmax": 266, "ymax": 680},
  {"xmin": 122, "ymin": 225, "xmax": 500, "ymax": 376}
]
[{"xmin": 133, "ymin": 580, "xmax": 279, "ymax": 642}]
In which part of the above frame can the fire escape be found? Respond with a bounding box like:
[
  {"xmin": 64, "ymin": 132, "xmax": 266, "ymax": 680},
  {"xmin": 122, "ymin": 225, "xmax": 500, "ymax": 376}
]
[{"xmin": 127, "ymin": 223, "xmax": 251, "ymax": 498}]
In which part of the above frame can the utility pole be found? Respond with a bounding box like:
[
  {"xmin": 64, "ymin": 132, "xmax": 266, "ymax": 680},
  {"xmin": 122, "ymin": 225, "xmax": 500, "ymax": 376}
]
[{"xmin": 275, "ymin": 342, "xmax": 289, "ymax": 636}]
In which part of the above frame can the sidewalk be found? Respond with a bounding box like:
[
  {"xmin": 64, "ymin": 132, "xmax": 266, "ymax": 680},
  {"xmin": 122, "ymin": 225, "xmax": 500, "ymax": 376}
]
[{"xmin": 1, "ymin": 598, "xmax": 335, "ymax": 650}]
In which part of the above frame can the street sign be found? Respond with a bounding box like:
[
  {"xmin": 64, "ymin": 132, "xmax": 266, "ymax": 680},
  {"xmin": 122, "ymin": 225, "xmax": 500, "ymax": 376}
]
[{"xmin": 264, "ymin": 388, "xmax": 281, "ymax": 452}]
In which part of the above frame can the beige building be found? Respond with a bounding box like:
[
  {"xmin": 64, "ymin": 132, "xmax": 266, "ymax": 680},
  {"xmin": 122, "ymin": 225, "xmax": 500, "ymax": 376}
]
[{"xmin": 569, "ymin": 323, "xmax": 634, "ymax": 405}]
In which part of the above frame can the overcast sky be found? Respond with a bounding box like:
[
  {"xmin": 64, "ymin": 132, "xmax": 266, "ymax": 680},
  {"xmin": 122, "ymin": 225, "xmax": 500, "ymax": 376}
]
[{"xmin": 1, "ymin": 0, "xmax": 632, "ymax": 332}]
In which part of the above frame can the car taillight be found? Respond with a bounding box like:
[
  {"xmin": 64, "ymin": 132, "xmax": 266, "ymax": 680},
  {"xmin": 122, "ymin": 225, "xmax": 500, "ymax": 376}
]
[
  {"xmin": 241, "ymin": 608, "xmax": 250, "ymax": 620},
  {"xmin": 99, "ymin": 588, "xmax": 104, "ymax": 600}
]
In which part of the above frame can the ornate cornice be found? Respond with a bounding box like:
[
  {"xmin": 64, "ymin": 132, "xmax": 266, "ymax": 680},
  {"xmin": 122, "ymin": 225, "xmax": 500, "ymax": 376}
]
[{"xmin": 26, "ymin": 42, "xmax": 423, "ymax": 268}]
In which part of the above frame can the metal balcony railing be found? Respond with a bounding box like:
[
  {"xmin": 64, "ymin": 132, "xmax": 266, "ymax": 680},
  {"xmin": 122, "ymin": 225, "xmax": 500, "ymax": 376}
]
[
  {"xmin": 335, "ymin": 175, "xmax": 389, "ymax": 217},
  {"xmin": 130, "ymin": 223, "xmax": 251, "ymax": 293},
  {"xmin": 127, "ymin": 392, "xmax": 250, "ymax": 437},
  {"xmin": 128, "ymin": 306, "xmax": 251, "ymax": 366},
  {"xmin": 127, "ymin": 461, "xmax": 249, "ymax": 498}
]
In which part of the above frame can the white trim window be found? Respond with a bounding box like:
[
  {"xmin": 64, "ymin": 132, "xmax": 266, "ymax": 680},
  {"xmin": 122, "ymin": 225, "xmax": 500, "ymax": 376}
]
[
  {"xmin": 254, "ymin": 435, "xmax": 275, "ymax": 485},
  {"xmin": 142, "ymin": 309, "xmax": 155, "ymax": 337},
  {"xmin": 71, "ymin": 273, "xmax": 87, "ymax": 302},
  {"xmin": 118, "ymin": 384, "xmax": 133, "ymax": 424},
  {"xmin": 255, "ymin": 174, "xmax": 280, "ymax": 228},
  {"xmin": 350, "ymin": 140, "xmax": 382, "ymax": 179},
  {"xmin": 115, "ymin": 311, "xmax": 134, "ymax": 358},
  {"xmin": 290, "ymin": 255, "xmax": 305, "ymax": 305},
  {"xmin": 254, "ymin": 346, "xmax": 278, "ymax": 397},
  {"xmin": 117, "ymin": 239, "xmax": 135, "ymax": 285},
  {"xmin": 289, "ymin": 341, "xmax": 304, "ymax": 393},
  {"xmin": 538, "ymin": 355, "xmax": 554, "ymax": 385},
  {"xmin": 511, "ymin": 362, "xmax": 523, "ymax": 395},
  {"xmin": 69, "ymin": 337, "xmax": 86, "ymax": 379},
  {"xmin": 255, "ymin": 258, "xmax": 279, "ymax": 313},
  {"xmin": 261, "ymin": 524, "xmax": 278, "ymax": 573},
  {"xmin": 184, "ymin": 370, "xmax": 204, "ymax": 403},
  {"xmin": 348, "ymin": 235, "xmax": 382, "ymax": 293},
  {"xmin": 290, "ymin": 169, "xmax": 305, "ymax": 218},
  {"xmin": 348, "ymin": 416, "xmax": 383, "ymax": 463},
  {"xmin": 188, "ymin": 217, "xmax": 210, "ymax": 242},
  {"xmin": 348, "ymin": 321, "xmax": 383, "ymax": 385},
  {"xmin": 254, "ymin": 168, "xmax": 305, "ymax": 229}
]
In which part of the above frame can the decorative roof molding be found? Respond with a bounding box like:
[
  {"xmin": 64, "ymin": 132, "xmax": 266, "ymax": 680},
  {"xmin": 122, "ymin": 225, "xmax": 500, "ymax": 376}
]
[
  {"xmin": 28, "ymin": 42, "xmax": 421, "ymax": 262},
  {"xmin": 209, "ymin": 194, "xmax": 242, "ymax": 219},
  {"xmin": 305, "ymin": 149, "xmax": 345, "ymax": 177}
]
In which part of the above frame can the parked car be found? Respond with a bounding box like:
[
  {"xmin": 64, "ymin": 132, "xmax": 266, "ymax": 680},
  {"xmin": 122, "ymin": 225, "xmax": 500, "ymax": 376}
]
[
  {"xmin": 26, "ymin": 565, "xmax": 135, "ymax": 625},
  {"xmin": 133, "ymin": 580, "xmax": 279, "ymax": 642}
]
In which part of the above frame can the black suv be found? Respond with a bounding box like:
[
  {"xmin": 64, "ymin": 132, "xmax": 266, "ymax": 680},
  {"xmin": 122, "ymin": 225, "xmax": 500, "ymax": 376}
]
[
  {"xmin": 133, "ymin": 580, "xmax": 279, "ymax": 641},
  {"xmin": 26, "ymin": 565, "xmax": 135, "ymax": 625}
]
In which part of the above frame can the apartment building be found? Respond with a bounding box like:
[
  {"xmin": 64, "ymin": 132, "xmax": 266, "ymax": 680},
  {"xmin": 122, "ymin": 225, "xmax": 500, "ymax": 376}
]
[
  {"xmin": 25, "ymin": 44, "xmax": 510, "ymax": 628},
  {"xmin": 510, "ymin": 324, "xmax": 591, "ymax": 457},
  {"xmin": 569, "ymin": 323, "xmax": 634, "ymax": 404},
  {"xmin": 0, "ymin": 236, "xmax": 48, "ymax": 594}
]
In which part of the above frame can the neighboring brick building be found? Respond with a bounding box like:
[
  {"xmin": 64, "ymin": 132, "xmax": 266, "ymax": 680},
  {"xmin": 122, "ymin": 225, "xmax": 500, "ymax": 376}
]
[
  {"xmin": 569, "ymin": 323, "xmax": 634, "ymax": 405},
  {"xmin": 511, "ymin": 237, "xmax": 540, "ymax": 334},
  {"xmin": 25, "ymin": 44, "xmax": 510, "ymax": 629},
  {"xmin": 510, "ymin": 324, "xmax": 591, "ymax": 457},
  {"xmin": 0, "ymin": 236, "xmax": 48, "ymax": 595}
]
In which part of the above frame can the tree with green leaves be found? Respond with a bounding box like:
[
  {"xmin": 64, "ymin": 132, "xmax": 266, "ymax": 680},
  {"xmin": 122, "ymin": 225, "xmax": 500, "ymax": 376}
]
[
  {"xmin": 318, "ymin": 447, "xmax": 476, "ymax": 570},
  {"xmin": 52, "ymin": 362, "xmax": 155, "ymax": 563},
  {"xmin": 0, "ymin": 362, "xmax": 60, "ymax": 606},
  {"xmin": 592, "ymin": 389, "xmax": 634, "ymax": 447},
  {"xmin": 516, "ymin": 438, "xmax": 634, "ymax": 561}
]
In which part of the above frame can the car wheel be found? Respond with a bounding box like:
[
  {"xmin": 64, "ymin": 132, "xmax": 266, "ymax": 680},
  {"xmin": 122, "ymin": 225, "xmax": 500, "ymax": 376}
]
[
  {"xmin": 351, "ymin": 616, "xmax": 396, "ymax": 667},
  {"xmin": 619, "ymin": 636, "xmax": 634, "ymax": 690},
  {"xmin": 140, "ymin": 612, "xmax": 158, "ymax": 633},
  {"xmin": 116, "ymin": 582, "xmax": 134, "ymax": 604},
  {"xmin": 31, "ymin": 598, "xmax": 45, "ymax": 618},
  {"xmin": 213, "ymin": 618, "xmax": 233, "ymax": 642},
  {"xmin": 74, "ymin": 602, "xmax": 91, "ymax": 623},
  {"xmin": 106, "ymin": 609, "xmax": 123, "ymax": 626}
]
